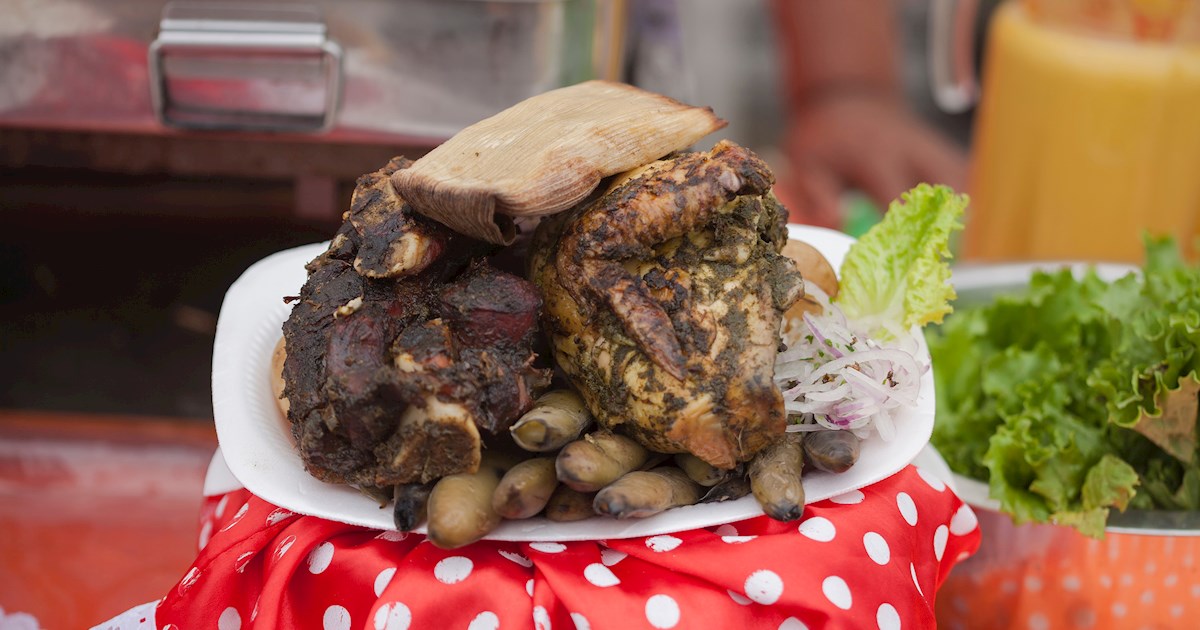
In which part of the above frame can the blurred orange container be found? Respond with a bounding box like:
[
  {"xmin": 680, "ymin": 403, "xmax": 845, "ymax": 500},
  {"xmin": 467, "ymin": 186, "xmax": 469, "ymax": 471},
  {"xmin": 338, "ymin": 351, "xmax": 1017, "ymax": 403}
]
[
  {"xmin": 936, "ymin": 475, "xmax": 1200, "ymax": 630},
  {"xmin": 954, "ymin": 0, "xmax": 1200, "ymax": 262}
]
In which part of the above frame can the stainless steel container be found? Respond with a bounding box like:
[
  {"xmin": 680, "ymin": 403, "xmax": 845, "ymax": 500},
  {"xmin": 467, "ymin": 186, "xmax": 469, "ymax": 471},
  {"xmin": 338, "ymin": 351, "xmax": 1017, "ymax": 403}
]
[{"xmin": 1, "ymin": 0, "xmax": 627, "ymax": 140}]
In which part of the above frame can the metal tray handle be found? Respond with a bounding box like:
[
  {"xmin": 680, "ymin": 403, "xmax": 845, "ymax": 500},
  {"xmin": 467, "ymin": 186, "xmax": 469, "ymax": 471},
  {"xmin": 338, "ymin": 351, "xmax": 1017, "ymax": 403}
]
[{"xmin": 149, "ymin": 2, "xmax": 343, "ymax": 132}]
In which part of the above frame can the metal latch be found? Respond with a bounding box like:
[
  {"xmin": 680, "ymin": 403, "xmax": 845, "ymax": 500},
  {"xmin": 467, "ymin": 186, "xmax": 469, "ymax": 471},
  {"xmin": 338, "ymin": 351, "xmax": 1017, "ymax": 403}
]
[{"xmin": 149, "ymin": 2, "xmax": 343, "ymax": 132}]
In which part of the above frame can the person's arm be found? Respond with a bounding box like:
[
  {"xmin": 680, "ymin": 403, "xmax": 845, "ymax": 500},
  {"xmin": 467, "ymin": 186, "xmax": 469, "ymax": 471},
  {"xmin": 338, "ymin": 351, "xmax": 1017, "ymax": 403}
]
[
  {"xmin": 770, "ymin": 0, "xmax": 967, "ymax": 227},
  {"xmin": 773, "ymin": 0, "xmax": 902, "ymax": 109}
]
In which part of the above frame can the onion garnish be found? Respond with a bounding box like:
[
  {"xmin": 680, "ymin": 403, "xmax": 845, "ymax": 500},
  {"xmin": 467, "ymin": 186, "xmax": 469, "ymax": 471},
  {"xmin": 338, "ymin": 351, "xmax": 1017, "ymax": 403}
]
[{"xmin": 775, "ymin": 285, "xmax": 927, "ymax": 441}]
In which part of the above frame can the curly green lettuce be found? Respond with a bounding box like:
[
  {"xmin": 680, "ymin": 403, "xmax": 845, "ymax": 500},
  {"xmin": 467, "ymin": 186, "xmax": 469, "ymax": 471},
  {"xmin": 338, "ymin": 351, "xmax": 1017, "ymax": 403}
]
[
  {"xmin": 835, "ymin": 184, "xmax": 967, "ymax": 338},
  {"xmin": 928, "ymin": 236, "xmax": 1200, "ymax": 537}
]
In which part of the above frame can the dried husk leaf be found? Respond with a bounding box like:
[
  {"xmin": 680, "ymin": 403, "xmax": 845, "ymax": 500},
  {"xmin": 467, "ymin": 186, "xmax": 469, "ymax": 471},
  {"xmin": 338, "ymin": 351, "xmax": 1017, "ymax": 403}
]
[{"xmin": 392, "ymin": 80, "xmax": 726, "ymax": 244}]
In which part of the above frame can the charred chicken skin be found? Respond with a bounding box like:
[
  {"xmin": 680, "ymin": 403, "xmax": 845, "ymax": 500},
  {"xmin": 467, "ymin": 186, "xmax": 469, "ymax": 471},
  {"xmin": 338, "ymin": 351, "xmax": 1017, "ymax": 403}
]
[
  {"xmin": 532, "ymin": 141, "xmax": 805, "ymax": 470},
  {"xmin": 281, "ymin": 158, "xmax": 550, "ymax": 487}
]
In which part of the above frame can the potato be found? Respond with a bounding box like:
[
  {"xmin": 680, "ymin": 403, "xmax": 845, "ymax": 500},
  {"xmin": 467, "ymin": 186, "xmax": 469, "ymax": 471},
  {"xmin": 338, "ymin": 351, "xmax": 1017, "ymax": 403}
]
[
  {"xmin": 748, "ymin": 432, "xmax": 806, "ymax": 521},
  {"xmin": 426, "ymin": 457, "xmax": 505, "ymax": 549},
  {"xmin": 556, "ymin": 431, "xmax": 649, "ymax": 492},
  {"xmin": 543, "ymin": 485, "xmax": 597, "ymax": 522},
  {"xmin": 699, "ymin": 473, "xmax": 752, "ymax": 504},
  {"xmin": 781, "ymin": 239, "xmax": 838, "ymax": 321},
  {"xmin": 393, "ymin": 482, "xmax": 435, "ymax": 532},
  {"xmin": 270, "ymin": 337, "xmax": 289, "ymax": 416},
  {"xmin": 803, "ymin": 430, "xmax": 862, "ymax": 474},
  {"xmin": 593, "ymin": 467, "xmax": 703, "ymax": 519},
  {"xmin": 673, "ymin": 452, "xmax": 725, "ymax": 487},
  {"xmin": 782, "ymin": 239, "xmax": 839, "ymax": 297},
  {"xmin": 509, "ymin": 390, "xmax": 593, "ymax": 452},
  {"xmin": 492, "ymin": 457, "xmax": 559, "ymax": 519}
]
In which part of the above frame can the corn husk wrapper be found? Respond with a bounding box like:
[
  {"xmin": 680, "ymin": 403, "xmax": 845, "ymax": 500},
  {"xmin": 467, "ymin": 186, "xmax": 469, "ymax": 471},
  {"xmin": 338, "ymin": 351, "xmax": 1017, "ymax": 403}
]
[{"xmin": 392, "ymin": 80, "xmax": 726, "ymax": 245}]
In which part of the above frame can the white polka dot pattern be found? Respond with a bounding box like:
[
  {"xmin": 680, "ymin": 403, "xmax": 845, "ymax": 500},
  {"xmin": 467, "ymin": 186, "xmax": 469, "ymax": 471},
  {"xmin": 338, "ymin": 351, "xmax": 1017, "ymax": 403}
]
[
  {"xmin": 373, "ymin": 602, "xmax": 411, "ymax": 630},
  {"xmin": 199, "ymin": 521, "xmax": 214, "ymax": 550},
  {"xmin": 645, "ymin": 594, "xmax": 681, "ymax": 629},
  {"xmin": 599, "ymin": 548, "xmax": 627, "ymax": 566},
  {"xmin": 646, "ymin": 535, "xmax": 682, "ymax": 552},
  {"xmin": 876, "ymin": 603, "xmax": 900, "ymax": 630},
  {"xmin": 467, "ymin": 611, "xmax": 500, "ymax": 630},
  {"xmin": 829, "ymin": 490, "xmax": 865, "ymax": 505},
  {"xmin": 434, "ymin": 556, "xmax": 473, "ymax": 584},
  {"xmin": 218, "ymin": 606, "xmax": 241, "ymax": 630},
  {"xmin": 499, "ymin": 550, "xmax": 533, "ymax": 567},
  {"xmin": 744, "ymin": 570, "xmax": 784, "ymax": 605},
  {"xmin": 915, "ymin": 467, "xmax": 946, "ymax": 492},
  {"xmin": 274, "ymin": 535, "xmax": 297, "ymax": 561},
  {"xmin": 322, "ymin": 605, "xmax": 351, "ymax": 630},
  {"xmin": 235, "ymin": 551, "xmax": 255, "ymax": 574},
  {"xmin": 822, "ymin": 576, "xmax": 852, "ymax": 610},
  {"xmin": 863, "ymin": 532, "xmax": 891, "ymax": 566},
  {"xmin": 265, "ymin": 508, "xmax": 295, "ymax": 526},
  {"xmin": 727, "ymin": 589, "xmax": 752, "ymax": 606},
  {"xmin": 948, "ymin": 505, "xmax": 978, "ymax": 535},
  {"xmin": 308, "ymin": 542, "xmax": 335, "ymax": 574},
  {"xmin": 713, "ymin": 524, "xmax": 739, "ymax": 537},
  {"xmin": 798, "ymin": 517, "xmax": 837, "ymax": 542},
  {"xmin": 177, "ymin": 567, "xmax": 201, "ymax": 596},
  {"xmin": 530, "ymin": 542, "xmax": 567, "ymax": 554},
  {"xmin": 584, "ymin": 563, "xmax": 621, "ymax": 587},
  {"xmin": 933, "ymin": 525, "xmax": 949, "ymax": 561},
  {"xmin": 156, "ymin": 465, "xmax": 983, "ymax": 630},
  {"xmin": 374, "ymin": 567, "xmax": 397, "ymax": 597},
  {"xmin": 221, "ymin": 502, "xmax": 249, "ymax": 532},
  {"xmin": 1061, "ymin": 575, "xmax": 1081, "ymax": 592},
  {"xmin": 896, "ymin": 493, "xmax": 918, "ymax": 526}
]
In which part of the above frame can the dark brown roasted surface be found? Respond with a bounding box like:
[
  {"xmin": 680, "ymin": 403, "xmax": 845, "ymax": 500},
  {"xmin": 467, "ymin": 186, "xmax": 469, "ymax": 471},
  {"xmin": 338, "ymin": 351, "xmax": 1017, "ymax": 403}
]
[
  {"xmin": 281, "ymin": 159, "xmax": 550, "ymax": 486},
  {"xmin": 531, "ymin": 141, "xmax": 804, "ymax": 470}
]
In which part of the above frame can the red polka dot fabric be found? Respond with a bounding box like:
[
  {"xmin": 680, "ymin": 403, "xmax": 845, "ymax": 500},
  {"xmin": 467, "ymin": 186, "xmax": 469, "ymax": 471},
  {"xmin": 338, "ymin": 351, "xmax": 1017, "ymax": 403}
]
[{"xmin": 157, "ymin": 465, "xmax": 978, "ymax": 629}]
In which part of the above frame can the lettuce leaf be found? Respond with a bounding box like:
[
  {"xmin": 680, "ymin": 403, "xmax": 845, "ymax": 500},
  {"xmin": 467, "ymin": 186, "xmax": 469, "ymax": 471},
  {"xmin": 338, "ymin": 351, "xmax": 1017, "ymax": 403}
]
[
  {"xmin": 835, "ymin": 184, "xmax": 967, "ymax": 337},
  {"xmin": 927, "ymin": 236, "xmax": 1200, "ymax": 536}
]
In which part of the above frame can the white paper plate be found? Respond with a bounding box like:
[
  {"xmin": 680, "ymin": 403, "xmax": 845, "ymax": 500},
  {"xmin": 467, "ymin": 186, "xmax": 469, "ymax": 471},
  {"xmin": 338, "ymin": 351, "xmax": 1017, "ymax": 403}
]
[{"xmin": 211, "ymin": 224, "xmax": 935, "ymax": 540}]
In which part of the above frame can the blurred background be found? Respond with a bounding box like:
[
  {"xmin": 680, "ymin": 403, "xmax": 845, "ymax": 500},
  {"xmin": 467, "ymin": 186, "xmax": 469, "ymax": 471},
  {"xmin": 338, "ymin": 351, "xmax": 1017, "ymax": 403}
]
[
  {"xmin": 2, "ymin": 0, "xmax": 1198, "ymax": 627},
  {"xmin": 0, "ymin": 0, "xmax": 978, "ymax": 421}
]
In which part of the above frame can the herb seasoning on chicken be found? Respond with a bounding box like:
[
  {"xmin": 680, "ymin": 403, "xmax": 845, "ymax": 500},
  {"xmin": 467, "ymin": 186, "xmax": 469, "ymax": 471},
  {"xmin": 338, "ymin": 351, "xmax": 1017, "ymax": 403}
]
[{"xmin": 531, "ymin": 141, "xmax": 805, "ymax": 470}]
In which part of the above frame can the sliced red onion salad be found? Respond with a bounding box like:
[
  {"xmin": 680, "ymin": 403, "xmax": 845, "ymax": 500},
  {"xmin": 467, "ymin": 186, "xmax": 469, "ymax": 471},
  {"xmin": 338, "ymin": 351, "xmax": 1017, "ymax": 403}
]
[{"xmin": 775, "ymin": 285, "xmax": 928, "ymax": 442}]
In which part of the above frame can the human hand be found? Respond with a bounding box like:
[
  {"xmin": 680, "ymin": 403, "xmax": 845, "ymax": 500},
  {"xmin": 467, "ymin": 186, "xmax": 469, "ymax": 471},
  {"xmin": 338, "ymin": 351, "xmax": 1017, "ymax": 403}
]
[{"xmin": 775, "ymin": 93, "xmax": 968, "ymax": 227}]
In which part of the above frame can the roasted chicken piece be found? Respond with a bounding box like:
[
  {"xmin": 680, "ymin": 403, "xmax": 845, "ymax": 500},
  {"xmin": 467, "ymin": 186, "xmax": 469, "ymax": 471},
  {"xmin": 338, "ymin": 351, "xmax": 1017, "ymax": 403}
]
[
  {"xmin": 531, "ymin": 141, "xmax": 804, "ymax": 469},
  {"xmin": 281, "ymin": 158, "xmax": 550, "ymax": 487}
]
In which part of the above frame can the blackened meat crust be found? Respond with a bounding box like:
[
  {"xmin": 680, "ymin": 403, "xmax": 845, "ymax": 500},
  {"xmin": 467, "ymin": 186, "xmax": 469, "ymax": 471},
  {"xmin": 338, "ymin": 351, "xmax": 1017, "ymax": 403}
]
[{"xmin": 280, "ymin": 159, "xmax": 549, "ymax": 486}]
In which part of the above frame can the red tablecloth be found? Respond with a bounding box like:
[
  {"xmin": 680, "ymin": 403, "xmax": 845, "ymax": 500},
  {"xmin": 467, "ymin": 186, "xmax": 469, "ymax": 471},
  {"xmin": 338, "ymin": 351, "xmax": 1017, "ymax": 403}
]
[{"xmin": 154, "ymin": 465, "xmax": 978, "ymax": 629}]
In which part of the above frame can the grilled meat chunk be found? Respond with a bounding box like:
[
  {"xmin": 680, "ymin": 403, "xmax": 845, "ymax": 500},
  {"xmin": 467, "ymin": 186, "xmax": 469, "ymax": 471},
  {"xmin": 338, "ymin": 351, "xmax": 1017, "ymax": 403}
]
[
  {"xmin": 281, "ymin": 159, "xmax": 550, "ymax": 486},
  {"xmin": 349, "ymin": 157, "xmax": 458, "ymax": 279},
  {"xmin": 531, "ymin": 141, "xmax": 803, "ymax": 469}
]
